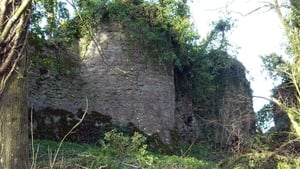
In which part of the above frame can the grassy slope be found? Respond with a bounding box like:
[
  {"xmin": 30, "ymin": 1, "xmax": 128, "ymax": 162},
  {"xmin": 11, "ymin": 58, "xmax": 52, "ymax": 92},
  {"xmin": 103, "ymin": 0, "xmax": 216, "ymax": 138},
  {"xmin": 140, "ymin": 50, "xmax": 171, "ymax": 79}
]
[
  {"xmin": 30, "ymin": 139, "xmax": 217, "ymax": 169},
  {"xmin": 30, "ymin": 138, "xmax": 300, "ymax": 169}
]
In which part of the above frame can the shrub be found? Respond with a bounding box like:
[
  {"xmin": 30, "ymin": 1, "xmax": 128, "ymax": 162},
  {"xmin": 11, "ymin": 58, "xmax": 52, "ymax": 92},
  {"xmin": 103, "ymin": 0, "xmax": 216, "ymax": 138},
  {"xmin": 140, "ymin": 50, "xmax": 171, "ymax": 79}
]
[{"xmin": 101, "ymin": 129, "xmax": 155, "ymax": 167}]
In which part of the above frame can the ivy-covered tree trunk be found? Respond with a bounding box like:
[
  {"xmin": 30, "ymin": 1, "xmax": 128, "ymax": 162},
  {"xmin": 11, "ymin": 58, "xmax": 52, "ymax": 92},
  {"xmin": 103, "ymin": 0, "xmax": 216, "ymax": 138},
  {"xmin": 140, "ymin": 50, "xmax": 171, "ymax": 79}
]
[
  {"xmin": 0, "ymin": 0, "xmax": 32, "ymax": 168},
  {"xmin": 0, "ymin": 72, "xmax": 28, "ymax": 168}
]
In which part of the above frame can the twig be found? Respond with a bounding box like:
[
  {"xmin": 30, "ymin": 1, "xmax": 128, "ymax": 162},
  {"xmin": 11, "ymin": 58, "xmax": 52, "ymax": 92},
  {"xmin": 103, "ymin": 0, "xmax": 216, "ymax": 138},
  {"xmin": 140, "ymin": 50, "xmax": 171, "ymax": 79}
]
[
  {"xmin": 261, "ymin": 138, "xmax": 300, "ymax": 166},
  {"xmin": 121, "ymin": 162, "xmax": 140, "ymax": 168},
  {"xmin": 30, "ymin": 107, "xmax": 40, "ymax": 169},
  {"xmin": 99, "ymin": 165, "xmax": 108, "ymax": 169},
  {"xmin": 75, "ymin": 164, "xmax": 89, "ymax": 169},
  {"xmin": 49, "ymin": 98, "xmax": 89, "ymax": 169},
  {"xmin": 253, "ymin": 95, "xmax": 283, "ymax": 107},
  {"xmin": 182, "ymin": 136, "xmax": 199, "ymax": 157}
]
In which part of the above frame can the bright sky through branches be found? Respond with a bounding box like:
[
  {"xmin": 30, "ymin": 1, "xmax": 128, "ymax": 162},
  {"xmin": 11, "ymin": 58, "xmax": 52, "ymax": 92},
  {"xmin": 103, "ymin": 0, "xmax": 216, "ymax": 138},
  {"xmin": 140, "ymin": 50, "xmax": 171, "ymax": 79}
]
[{"xmin": 189, "ymin": 0, "xmax": 287, "ymax": 112}]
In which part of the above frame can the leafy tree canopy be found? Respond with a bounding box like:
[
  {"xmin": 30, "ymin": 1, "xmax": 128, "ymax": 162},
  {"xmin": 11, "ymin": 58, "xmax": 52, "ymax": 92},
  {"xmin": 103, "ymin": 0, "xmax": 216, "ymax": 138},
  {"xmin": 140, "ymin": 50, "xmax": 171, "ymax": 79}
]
[
  {"xmin": 256, "ymin": 104, "xmax": 274, "ymax": 132},
  {"xmin": 261, "ymin": 53, "xmax": 291, "ymax": 82}
]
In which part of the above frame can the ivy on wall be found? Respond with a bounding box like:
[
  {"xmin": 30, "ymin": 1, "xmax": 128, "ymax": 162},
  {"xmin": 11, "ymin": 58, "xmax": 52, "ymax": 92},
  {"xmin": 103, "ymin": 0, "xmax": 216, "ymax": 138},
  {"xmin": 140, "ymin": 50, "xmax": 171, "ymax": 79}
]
[{"xmin": 29, "ymin": 0, "xmax": 235, "ymax": 105}]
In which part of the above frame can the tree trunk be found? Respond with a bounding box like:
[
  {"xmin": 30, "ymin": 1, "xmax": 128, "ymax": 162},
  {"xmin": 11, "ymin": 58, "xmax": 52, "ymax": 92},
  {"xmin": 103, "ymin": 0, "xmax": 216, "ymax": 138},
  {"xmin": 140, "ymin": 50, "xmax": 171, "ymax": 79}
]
[
  {"xmin": 0, "ymin": 0, "xmax": 32, "ymax": 168},
  {"xmin": 0, "ymin": 71, "xmax": 28, "ymax": 169}
]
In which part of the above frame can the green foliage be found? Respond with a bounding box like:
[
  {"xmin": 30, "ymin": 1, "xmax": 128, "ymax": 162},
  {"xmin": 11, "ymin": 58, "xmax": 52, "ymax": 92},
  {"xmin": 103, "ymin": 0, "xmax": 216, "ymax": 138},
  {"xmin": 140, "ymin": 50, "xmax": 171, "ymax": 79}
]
[
  {"xmin": 265, "ymin": 0, "xmax": 300, "ymax": 139},
  {"xmin": 102, "ymin": 0, "xmax": 198, "ymax": 67},
  {"xmin": 30, "ymin": 0, "xmax": 71, "ymax": 43},
  {"xmin": 31, "ymin": 133, "xmax": 217, "ymax": 168},
  {"xmin": 156, "ymin": 155, "xmax": 215, "ymax": 169},
  {"xmin": 73, "ymin": 0, "xmax": 109, "ymax": 39},
  {"xmin": 30, "ymin": 52, "xmax": 77, "ymax": 76},
  {"xmin": 206, "ymin": 18, "xmax": 234, "ymax": 51},
  {"xmin": 218, "ymin": 150, "xmax": 300, "ymax": 169},
  {"xmin": 101, "ymin": 129, "xmax": 155, "ymax": 167},
  {"xmin": 256, "ymin": 104, "xmax": 274, "ymax": 132},
  {"xmin": 189, "ymin": 49, "xmax": 233, "ymax": 104},
  {"xmin": 76, "ymin": 0, "xmax": 108, "ymax": 23},
  {"xmin": 31, "ymin": 139, "xmax": 116, "ymax": 168},
  {"xmin": 261, "ymin": 53, "xmax": 291, "ymax": 81},
  {"xmin": 174, "ymin": 139, "xmax": 226, "ymax": 163},
  {"xmin": 248, "ymin": 134, "xmax": 273, "ymax": 152},
  {"xmin": 218, "ymin": 132, "xmax": 300, "ymax": 169},
  {"xmin": 101, "ymin": 129, "xmax": 147, "ymax": 154}
]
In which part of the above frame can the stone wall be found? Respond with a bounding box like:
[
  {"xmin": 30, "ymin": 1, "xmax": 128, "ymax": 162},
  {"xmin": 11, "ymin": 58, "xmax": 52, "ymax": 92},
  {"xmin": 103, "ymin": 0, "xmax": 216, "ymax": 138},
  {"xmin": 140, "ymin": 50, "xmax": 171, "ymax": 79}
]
[
  {"xmin": 29, "ymin": 23, "xmax": 175, "ymax": 144},
  {"xmin": 28, "ymin": 22, "xmax": 255, "ymax": 148},
  {"xmin": 216, "ymin": 60, "xmax": 255, "ymax": 145},
  {"xmin": 273, "ymin": 83, "xmax": 294, "ymax": 132},
  {"xmin": 194, "ymin": 59, "xmax": 255, "ymax": 151},
  {"xmin": 270, "ymin": 83, "xmax": 295, "ymax": 146},
  {"xmin": 175, "ymin": 95, "xmax": 197, "ymax": 143}
]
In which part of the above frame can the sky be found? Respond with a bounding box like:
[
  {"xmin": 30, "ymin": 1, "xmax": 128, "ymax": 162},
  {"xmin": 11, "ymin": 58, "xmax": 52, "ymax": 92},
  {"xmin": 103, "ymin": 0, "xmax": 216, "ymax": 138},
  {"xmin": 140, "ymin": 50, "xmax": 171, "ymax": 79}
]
[{"xmin": 188, "ymin": 0, "xmax": 288, "ymax": 112}]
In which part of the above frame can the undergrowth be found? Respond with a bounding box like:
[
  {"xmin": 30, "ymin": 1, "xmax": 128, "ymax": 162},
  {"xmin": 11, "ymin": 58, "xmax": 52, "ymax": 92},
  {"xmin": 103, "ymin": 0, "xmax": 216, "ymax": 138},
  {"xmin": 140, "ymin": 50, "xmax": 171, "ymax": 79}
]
[
  {"xmin": 219, "ymin": 133, "xmax": 300, "ymax": 169},
  {"xmin": 30, "ymin": 130, "xmax": 216, "ymax": 169},
  {"xmin": 30, "ymin": 130, "xmax": 300, "ymax": 169}
]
